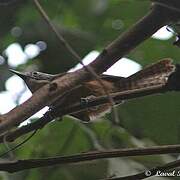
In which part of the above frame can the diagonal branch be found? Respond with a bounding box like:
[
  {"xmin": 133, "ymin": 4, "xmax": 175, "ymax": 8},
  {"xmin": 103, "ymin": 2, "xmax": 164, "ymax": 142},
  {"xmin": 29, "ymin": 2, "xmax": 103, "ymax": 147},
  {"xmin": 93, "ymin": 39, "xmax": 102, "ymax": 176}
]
[
  {"xmin": 1, "ymin": 62, "xmax": 180, "ymax": 143},
  {"xmin": 33, "ymin": 0, "xmax": 119, "ymax": 124},
  {"xmin": 0, "ymin": 84, "xmax": 167, "ymax": 143},
  {"xmin": 0, "ymin": 3, "xmax": 179, "ymax": 135}
]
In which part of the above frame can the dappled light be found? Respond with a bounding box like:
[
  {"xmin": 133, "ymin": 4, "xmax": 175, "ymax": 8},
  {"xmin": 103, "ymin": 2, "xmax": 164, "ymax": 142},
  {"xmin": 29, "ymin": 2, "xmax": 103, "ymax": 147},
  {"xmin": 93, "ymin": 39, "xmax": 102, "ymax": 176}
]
[
  {"xmin": 5, "ymin": 43, "xmax": 27, "ymax": 67},
  {"xmin": 152, "ymin": 26, "xmax": 173, "ymax": 40}
]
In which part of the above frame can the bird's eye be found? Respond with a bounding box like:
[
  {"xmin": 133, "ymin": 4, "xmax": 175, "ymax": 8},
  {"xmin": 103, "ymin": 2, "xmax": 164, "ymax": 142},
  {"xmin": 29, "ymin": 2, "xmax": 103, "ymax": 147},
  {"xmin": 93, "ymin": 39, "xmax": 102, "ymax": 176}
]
[{"xmin": 33, "ymin": 72, "xmax": 38, "ymax": 76}]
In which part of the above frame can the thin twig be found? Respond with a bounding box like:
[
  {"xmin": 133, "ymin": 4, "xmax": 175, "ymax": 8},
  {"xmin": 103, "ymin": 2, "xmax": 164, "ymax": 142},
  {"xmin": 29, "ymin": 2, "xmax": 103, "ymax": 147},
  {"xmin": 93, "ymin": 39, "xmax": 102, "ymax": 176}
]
[
  {"xmin": 0, "ymin": 130, "xmax": 37, "ymax": 158},
  {"xmin": 1, "ymin": 144, "xmax": 180, "ymax": 173},
  {"xmin": 3, "ymin": 133, "xmax": 14, "ymax": 159},
  {"xmin": 33, "ymin": 0, "xmax": 118, "ymax": 123}
]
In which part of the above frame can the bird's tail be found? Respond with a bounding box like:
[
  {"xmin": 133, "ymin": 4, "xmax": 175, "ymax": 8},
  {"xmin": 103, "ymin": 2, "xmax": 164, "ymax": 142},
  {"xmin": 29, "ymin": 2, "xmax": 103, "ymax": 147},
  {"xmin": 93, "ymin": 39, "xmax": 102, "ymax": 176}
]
[{"xmin": 117, "ymin": 59, "xmax": 175, "ymax": 91}]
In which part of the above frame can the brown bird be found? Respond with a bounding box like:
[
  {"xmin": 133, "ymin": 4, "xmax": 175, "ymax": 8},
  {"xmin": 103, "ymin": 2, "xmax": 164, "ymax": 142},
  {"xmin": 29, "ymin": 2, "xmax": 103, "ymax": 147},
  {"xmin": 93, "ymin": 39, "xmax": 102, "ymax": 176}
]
[{"xmin": 10, "ymin": 59, "xmax": 175, "ymax": 122}]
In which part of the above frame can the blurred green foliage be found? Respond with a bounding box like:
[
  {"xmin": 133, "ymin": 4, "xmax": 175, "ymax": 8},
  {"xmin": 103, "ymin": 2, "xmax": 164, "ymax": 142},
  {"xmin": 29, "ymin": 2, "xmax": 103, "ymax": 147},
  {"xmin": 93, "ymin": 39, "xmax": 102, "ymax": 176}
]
[{"xmin": 0, "ymin": 0, "xmax": 180, "ymax": 179}]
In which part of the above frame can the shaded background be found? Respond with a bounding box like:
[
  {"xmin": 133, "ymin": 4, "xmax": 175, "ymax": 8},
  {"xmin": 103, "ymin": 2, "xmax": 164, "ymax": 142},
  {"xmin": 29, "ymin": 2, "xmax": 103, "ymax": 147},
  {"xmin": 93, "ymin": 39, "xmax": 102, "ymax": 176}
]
[{"xmin": 0, "ymin": 0, "xmax": 180, "ymax": 179}]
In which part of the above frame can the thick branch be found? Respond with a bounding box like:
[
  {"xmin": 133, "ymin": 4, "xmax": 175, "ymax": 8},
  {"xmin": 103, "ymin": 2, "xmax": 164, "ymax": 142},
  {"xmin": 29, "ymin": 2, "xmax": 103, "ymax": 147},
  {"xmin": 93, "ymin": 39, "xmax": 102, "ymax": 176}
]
[
  {"xmin": 0, "ymin": 84, "xmax": 167, "ymax": 142},
  {"xmin": 88, "ymin": 4, "xmax": 179, "ymax": 73},
  {"xmin": 2, "ymin": 57, "xmax": 180, "ymax": 142},
  {"xmin": 2, "ymin": 62, "xmax": 180, "ymax": 143},
  {"xmin": 0, "ymin": 3, "xmax": 179, "ymax": 134},
  {"xmin": 1, "ymin": 144, "xmax": 180, "ymax": 173}
]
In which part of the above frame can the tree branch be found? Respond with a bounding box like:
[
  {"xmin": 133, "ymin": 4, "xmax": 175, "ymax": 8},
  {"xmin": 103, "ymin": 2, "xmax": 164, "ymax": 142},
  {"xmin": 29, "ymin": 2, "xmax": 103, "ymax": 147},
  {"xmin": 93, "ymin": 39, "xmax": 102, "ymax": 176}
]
[
  {"xmin": 1, "ymin": 144, "xmax": 180, "ymax": 173},
  {"xmin": 87, "ymin": 3, "xmax": 180, "ymax": 74},
  {"xmin": 33, "ymin": 0, "xmax": 121, "ymax": 126},
  {"xmin": 0, "ymin": 3, "xmax": 179, "ymax": 135},
  {"xmin": 2, "ymin": 62, "xmax": 180, "ymax": 144},
  {"xmin": 0, "ymin": 83, "xmax": 167, "ymax": 143}
]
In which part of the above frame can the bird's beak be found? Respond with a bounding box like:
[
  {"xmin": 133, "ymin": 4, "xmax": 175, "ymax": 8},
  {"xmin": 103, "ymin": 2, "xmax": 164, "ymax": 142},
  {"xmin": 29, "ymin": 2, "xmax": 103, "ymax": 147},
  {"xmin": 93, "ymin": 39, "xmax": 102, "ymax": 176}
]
[{"xmin": 9, "ymin": 69, "xmax": 27, "ymax": 80}]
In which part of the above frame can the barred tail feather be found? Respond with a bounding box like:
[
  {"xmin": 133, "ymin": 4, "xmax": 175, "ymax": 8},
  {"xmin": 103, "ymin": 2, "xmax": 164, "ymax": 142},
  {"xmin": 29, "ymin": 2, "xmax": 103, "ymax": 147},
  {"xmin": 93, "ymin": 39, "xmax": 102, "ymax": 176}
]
[{"xmin": 117, "ymin": 59, "xmax": 175, "ymax": 91}]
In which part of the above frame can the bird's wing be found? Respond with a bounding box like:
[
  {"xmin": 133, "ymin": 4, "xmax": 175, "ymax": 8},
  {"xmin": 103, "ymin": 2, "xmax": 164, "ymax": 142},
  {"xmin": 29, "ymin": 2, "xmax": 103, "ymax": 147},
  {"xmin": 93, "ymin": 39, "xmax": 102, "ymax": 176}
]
[{"xmin": 100, "ymin": 74, "xmax": 125, "ymax": 82}]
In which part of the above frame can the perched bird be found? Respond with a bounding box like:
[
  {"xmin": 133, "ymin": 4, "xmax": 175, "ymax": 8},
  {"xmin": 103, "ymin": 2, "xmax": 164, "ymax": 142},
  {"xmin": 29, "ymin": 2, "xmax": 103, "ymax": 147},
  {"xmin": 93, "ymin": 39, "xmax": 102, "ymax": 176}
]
[{"xmin": 10, "ymin": 59, "xmax": 175, "ymax": 122}]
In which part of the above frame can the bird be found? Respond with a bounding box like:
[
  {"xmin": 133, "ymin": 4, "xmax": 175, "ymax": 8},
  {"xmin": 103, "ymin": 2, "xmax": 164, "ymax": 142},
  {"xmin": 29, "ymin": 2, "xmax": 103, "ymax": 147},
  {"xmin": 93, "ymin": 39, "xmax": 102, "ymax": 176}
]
[{"xmin": 10, "ymin": 59, "xmax": 175, "ymax": 122}]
